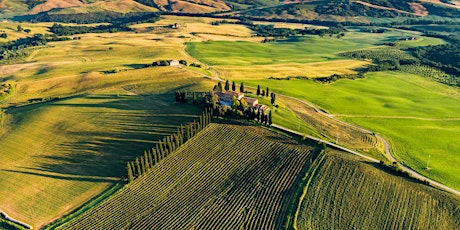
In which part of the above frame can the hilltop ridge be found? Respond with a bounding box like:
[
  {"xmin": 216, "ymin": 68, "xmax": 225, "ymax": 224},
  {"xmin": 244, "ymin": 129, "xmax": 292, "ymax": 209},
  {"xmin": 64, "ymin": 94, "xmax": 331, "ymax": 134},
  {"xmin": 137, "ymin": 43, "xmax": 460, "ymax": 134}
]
[{"xmin": 1, "ymin": 0, "xmax": 460, "ymax": 22}]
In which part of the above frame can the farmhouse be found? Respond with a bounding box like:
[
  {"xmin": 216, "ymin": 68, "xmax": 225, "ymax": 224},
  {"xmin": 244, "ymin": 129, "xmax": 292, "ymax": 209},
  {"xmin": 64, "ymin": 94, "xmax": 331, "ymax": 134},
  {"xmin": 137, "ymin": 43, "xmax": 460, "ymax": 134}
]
[
  {"xmin": 243, "ymin": 96, "xmax": 258, "ymax": 107},
  {"xmin": 170, "ymin": 60, "xmax": 180, "ymax": 66},
  {"xmin": 214, "ymin": 91, "xmax": 268, "ymax": 110}
]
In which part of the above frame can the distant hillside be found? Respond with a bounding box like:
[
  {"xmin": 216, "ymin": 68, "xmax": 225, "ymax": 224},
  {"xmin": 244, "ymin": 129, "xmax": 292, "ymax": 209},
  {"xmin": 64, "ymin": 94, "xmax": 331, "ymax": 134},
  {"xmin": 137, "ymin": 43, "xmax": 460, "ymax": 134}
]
[
  {"xmin": 237, "ymin": 0, "xmax": 460, "ymax": 23},
  {"xmin": 1, "ymin": 0, "xmax": 460, "ymax": 21}
]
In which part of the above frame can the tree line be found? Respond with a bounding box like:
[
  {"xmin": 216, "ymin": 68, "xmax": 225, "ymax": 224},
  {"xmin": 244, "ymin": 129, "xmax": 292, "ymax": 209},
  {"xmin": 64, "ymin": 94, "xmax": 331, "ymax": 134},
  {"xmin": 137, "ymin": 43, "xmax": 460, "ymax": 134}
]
[
  {"xmin": 15, "ymin": 11, "xmax": 159, "ymax": 24},
  {"xmin": 126, "ymin": 108, "xmax": 213, "ymax": 183},
  {"xmin": 0, "ymin": 34, "xmax": 69, "ymax": 61}
]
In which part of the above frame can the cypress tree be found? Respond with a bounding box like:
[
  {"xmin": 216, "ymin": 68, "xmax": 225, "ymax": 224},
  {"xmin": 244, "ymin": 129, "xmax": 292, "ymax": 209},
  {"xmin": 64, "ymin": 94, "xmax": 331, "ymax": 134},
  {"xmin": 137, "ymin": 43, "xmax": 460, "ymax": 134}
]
[
  {"xmin": 193, "ymin": 92, "xmax": 197, "ymax": 104},
  {"xmin": 141, "ymin": 157, "xmax": 147, "ymax": 174},
  {"xmin": 135, "ymin": 158, "xmax": 141, "ymax": 177},
  {"xmin": 266, "ymin": 87, "xmax": 269, "ymax": 97},
  {"xmin": 268, "ymin": 110, "xmax": 273, "ymax": 125},
  {"xmin": 174, "ymin": 134, "xmax": 180, "ymax": 149},
  {"xmin": 175, "ymin": 91, "xmax": 180, "ymax": 102},
  {"xmin": 257, "ymin": 85, "xmax": 260, "ymax": 95},
  {"xmin": 167, "ymin": 137, "xmax": 173, "ymax": 154},
  {"xmin": 240, "ymin": 82, "xmax": 244, "ymax": 93},
  {"xmin": 271, "ymin": 93, "xmax": 276, "ymax": 105},
  {"xmin": 157, "ymin": 141, "xmax": 164, "ymax": 159},
  {"xmin": 144, "ymin": 151, "xmax": 150, "ymax": 171},
  {"xmin": 225, "ymin": 80, "xmax": 229, "ymax": 91},
  {"xmin": 153, "ymin": 148, "xmax": 158, "ymax": 164},
  {"xmin": 130, "ymin": 162, "xmax": 136, "ymax": 177},
  {"xmin": 232, "ymin": 81, "xmax": 236, "ymax": 91},
  {"xmin": 127, "ymin": 163, "xmax": 134, "ymax": 183},
  {"xmin": 148, "ymin": 150, "xmax": 154, "ymax": 168},
  {"xmin": 217, "ymin": 82, "xmax": 223, "ymax": 92}
]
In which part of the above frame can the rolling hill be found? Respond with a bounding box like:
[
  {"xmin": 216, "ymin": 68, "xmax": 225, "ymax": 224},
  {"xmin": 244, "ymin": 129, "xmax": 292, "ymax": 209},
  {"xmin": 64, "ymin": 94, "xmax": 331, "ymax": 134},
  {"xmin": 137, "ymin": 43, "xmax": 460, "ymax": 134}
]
[{"xmin": 1, "ymin": 0, "xmax": 460, "ymax": 20}]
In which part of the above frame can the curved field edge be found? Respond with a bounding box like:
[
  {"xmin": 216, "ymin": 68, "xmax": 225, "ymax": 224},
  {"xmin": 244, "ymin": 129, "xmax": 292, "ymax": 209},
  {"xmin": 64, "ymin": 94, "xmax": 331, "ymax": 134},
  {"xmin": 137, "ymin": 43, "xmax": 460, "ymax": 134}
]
[
  {"xmin": 53, "ymin": 121, "xmax": 319, "ymax": 229},
  {"xmin": 296, "ymin": 150, "xmax": 460, "ymax": 230}
]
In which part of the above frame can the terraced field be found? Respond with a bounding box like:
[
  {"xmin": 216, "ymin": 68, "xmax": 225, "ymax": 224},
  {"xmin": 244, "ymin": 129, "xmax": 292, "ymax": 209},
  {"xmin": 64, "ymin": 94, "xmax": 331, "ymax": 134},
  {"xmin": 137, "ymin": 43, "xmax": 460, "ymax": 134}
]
[
  {"xmin": 56, "ymin": 121, "xmax": 318, "ymax": 229},
  {"xmin": 296, "ymin": 150, "xmax": 460, "ymax": 229}
]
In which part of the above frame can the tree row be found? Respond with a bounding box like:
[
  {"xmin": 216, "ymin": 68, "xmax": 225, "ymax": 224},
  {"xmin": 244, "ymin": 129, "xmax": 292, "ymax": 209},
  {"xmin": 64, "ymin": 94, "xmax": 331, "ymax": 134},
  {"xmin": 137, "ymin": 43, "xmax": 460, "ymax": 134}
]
[{"xmin": 126, "ymin": 108, "xmax": 213, "ymax": 183}]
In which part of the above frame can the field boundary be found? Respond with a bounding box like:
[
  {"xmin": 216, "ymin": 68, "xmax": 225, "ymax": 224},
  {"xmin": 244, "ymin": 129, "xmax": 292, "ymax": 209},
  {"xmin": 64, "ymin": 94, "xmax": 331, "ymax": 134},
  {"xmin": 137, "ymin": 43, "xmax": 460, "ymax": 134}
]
[
  {"xmin": 0, "ymin": 210, "xmax": 32, "ymax": 229},
  {"xmin": 291, "ymin": 147, "xmax": 328, "ymax": 230},
  {"xmin": 44, "ymin": 182, "xmax": 124, "ymax": 230}
]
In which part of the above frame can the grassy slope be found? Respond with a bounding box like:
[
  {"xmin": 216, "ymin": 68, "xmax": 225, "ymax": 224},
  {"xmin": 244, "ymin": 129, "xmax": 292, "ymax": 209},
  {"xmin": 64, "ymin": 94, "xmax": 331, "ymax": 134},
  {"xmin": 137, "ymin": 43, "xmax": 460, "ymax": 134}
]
[
  {"xmin": 245, "ymin": 71, "xmax": 460, "ymax": 190},
  {"xmin": 186, "ymin": 30, "xmax": 445, "ymax": 79},
  {"xmin": 0, "ymin": 91, "xmax": 204, "ymax": 227},
  {"xmin": 297, "ymin": 150, "xmax": 460, "ymax": 229}
]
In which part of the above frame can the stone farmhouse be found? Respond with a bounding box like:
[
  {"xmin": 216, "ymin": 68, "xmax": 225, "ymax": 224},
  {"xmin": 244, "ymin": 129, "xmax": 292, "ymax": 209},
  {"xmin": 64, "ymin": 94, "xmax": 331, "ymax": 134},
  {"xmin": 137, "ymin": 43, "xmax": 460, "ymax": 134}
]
[
  {"xmin": 169, "ymin": 60, "xmax": 180, "ymax": 66},
  {"xmin": 214, "ymin": 91, "xmax": 269, "ymax": 111}
]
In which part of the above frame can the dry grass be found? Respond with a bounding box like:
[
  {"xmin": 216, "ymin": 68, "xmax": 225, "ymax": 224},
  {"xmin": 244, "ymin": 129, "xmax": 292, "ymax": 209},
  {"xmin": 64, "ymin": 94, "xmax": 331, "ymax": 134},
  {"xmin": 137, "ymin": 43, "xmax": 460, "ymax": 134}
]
[
  {"xmin": 28, "ymin": 0, "xmax": 83, "ymax": 15},
  {"xmin": 253, "ymin": 21, "xmax": 327, "ymax": 30},
  {"xmin": 215, "ymin": 60, "xmax": 369, "ymax": 80}
]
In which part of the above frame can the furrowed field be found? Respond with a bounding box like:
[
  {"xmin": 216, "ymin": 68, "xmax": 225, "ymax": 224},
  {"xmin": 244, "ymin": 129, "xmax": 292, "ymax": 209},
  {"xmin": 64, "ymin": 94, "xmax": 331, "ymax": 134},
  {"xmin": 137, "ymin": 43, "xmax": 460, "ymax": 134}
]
[
  {"xmin": 55, "ymin": 122, "xmax": 460, "ymax": 230},
  {"xmin": 297, "ymin": 150, "xmax": 460, "ymax": 229},
  {"xmin": 56, "ymin": 121, "xmax": 318, "ymax": 229}
]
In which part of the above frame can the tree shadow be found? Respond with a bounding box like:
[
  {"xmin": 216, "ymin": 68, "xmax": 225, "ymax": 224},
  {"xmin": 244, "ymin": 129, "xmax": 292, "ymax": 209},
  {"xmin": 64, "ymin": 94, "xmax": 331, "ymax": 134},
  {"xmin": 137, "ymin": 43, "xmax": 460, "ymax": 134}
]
[
  {"xmin": 9, "ymin": 93, "xmax": 202, "ymax": 182},
  {"xmin": 123, "ymin": 63, "xmax": 147, "ymax": 69},
  {"xmin": 1, "ymin": 169, "xmax": 118, "ymax": 183}
]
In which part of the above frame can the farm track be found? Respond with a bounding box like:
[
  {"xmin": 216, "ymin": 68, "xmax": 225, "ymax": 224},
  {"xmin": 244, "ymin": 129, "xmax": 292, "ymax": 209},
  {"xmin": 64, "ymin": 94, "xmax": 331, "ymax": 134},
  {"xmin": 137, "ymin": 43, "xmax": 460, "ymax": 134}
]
[{"xmin": 207, "ymin": 66, "xmax": 460, "ymax": 196}]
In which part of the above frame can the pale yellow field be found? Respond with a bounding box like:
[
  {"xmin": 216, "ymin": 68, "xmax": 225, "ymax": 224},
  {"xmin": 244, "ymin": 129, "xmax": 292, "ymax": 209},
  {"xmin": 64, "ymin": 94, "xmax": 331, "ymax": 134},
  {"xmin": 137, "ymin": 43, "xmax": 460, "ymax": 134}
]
[
  {"xmin": 253, "ymin": 21, "xmax": 328, "ymax": 30},
  {"xmin": 214, "ymin": 60, "xmax": 369, "ymax": 80},
  {"xmin": 130, "ymin": 15, "xmax": 257, "ymax": 42}
]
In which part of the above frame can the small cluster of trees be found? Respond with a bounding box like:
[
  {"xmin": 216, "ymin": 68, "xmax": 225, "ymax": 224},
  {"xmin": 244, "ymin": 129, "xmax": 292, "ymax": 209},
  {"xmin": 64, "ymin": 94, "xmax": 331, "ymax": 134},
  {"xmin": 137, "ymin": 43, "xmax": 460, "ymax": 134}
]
[
  {"xmin": 256, "ymin": 85, "xmax": 276, "ymax": 105},
  {"xmin": 208, "ymin": 83, "xmax": 273, "ymax": 125},
  {"xmin": 17, "ymin": 11, "xmax": 159, "ymax": 24},
  {"xmin": 126, "ymin": 108, "xmax": 213, "ymax": 183},
  {"xmin": 213, "ymin": 80, "xmax": 245, "ymax": 93},
  {"xmin": 144, "ymin": 60, "xmax": 198, "ymax": 68}
]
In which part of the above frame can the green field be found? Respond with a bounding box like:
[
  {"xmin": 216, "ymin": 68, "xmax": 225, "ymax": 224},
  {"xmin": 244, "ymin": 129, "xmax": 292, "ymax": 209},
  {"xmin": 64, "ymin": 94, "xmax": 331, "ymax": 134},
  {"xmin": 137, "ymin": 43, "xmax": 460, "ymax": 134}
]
[
  {"xmin": 242, "ymin": 71, "xmax": 460, "ymax": 190},
  {"xmin": 297, "ymin": 150, "xmax": 460, "ymax": 229},
  {"xmin": 186, "ymin": 31, "xmax": 445, "ymax": 67}
]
